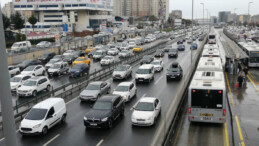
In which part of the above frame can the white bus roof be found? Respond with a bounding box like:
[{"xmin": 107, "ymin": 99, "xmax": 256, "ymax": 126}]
[
  {"xmin": 242, "ymin": 45, "xmax": 259, "ymax": 52},
  {"xmin": 204, "ymin": 44, "xmax": 218, "ymax": 49},
  {"xmin": 197, "ymin": 57, "xmax": 223, "ymax": 72},
  {"xmin": 202, "ymin": 49, "xmax": 220, "ymax": 57}
]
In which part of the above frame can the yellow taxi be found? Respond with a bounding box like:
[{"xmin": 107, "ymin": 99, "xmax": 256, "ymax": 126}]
[
  {"xmin": 85, "ymin": 47, "xmax": 96, "ymax": 54},
  {"xmin": 72, "ymin": 57, "xmax": 91, "ymax": 66},
  {"xmin": 133, "ymin": 46, "xmax": 143, "ymax": 53}
]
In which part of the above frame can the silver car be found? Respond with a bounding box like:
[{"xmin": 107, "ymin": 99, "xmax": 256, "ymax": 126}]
[
  {"xmin": 80, "ymin": 81, "xmax": 111, "ymax": 101},
  {"xmin": 119, "ymin": 50, "xmax": 131, "ymax": 58},
  {"xmin": 113, "ymin": 65, "xmax": 132, "ymax": 80}
]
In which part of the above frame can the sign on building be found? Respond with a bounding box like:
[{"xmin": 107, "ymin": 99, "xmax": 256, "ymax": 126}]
[{"xmin": 174, "ymin": 19, "xmax": 182, "ymax": 26}]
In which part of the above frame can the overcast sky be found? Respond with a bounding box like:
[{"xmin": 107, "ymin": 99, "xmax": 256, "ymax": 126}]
[{"xmin": 1, "ymin": 0, "xmax": 258, "ymax": 19}]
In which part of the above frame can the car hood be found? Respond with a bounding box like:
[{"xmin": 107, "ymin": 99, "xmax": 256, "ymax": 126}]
[
  {"xmin": 132, "ymin": 110, "xmax": 154, "ymax": 119},
  {"xmin": 48, "ymin": 68, "xmax": 59, "ymax": 73},
  {"xmin": 10, "ymin": 82, "xmax": 20, "ymax": 87},
  {"xmin": 21, "ymin": 71, "xmax": 33, "ymax": 75},
  {"xmin": 85, "ymin": 109, "xmax": 111, "ymax": 119},
  {"xmin": 167, "ymin": 71, "xmax": 180, "ymax": 75},
  {"xmin": 80, "ymin": 90, "xmax": 99, "ymax": 97},
  {"xmin": 70, "ymin": 69, "xmax": 80, "ymax": 73},
  {"xmin": 169, "ymin": 52, "xmax": 177, "ymax": 54},
  {"xmin": 136, "ymin": 74, "xmax": 149, "ymax": 78},
  {"xmin": 153, "ymin": 65, "xmax": 161, "ymax": 68},
  {"xmin": 113, "ymin": 71, "xmax": 126, "ymax": 76},
  {"xmin": 21, "ymin": 119, "xmax": 43, "ymax": 128},
  {"xmin": 113, "ymin": 91, "xmax": 129, "ymax": 97},
  {"xmin": 18, "ymin": 86, "xmax": 36, "ymax": 91}
]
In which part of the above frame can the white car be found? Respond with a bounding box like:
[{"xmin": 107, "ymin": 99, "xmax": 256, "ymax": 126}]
[
  {"xmin": 113, "ymin": 65, "xmax": 132, "ymax": 80},
  {"xmin": 19, "ymin": 98, "xmax": 67, "ymax": 136},
  {"xmin": 17, "ymin": 76, "xmax": 51, "ymax": 97},
  {"xmin": 135, "ymin": 64, "xmax": 155, "ymax": 83},
  {"xmin": 107, "ymin": 48, "xmax": 119, "ymax": 56},
  {"xmin": 151, "ymin": 60, "xmax": 164, "ymax": 72},
  {"xmin": 113, "ymin": 82, "xmax": 137, "ymax": 102},
  {"xmin": 21, "ymin": 65, "xmax": 46, "ymax": 76},
  {"xmin": 8, "ymin": 66, "xmax": 20, "ymax": 76},
  {"xmin": 128, "ymin": 42, "xmax": 136, "ymax": 49},
  {"xmin": 131, "ymin": 97, "xmax": 161, "ymax": 126},
  {"xmin": 10, "ymin": 74, "xmax": 33, "ymax": 92},
  {"xmin": 120, "ymin": 43, "xmax": 129, "ymax": 50},
  {"xmin": 100, "ymin": 56, "xmax": 115, "ymax": 65},
  {"xmin": 119, "ymin": 50, "xmax": 131, "ymax": 58},
  {"xmin": 63, "ymin": 50, "xmax": 75, "ymax": 56},
  {"xmin": 36, "ymin": 41, "xmax": 52, "ymax": 48},
  {"xmin": 95, "ymin": 44, "xmax": 103, "ymax": 50},
  {"xmin": 45, "ymin": 58, "xmax": 62, "ymax": 70}
]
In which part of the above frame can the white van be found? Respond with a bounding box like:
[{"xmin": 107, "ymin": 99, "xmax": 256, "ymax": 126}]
[
  {"xmin": 19, "ymin": 98, "xmax": 67, "ymax": 136},
  {"xmin": 11, "ymin": 41, "xmax": 31, "ymax": 52},
  {"xmin": 135, "ymin": 64, "xmax": 155, "ymax": 83}
]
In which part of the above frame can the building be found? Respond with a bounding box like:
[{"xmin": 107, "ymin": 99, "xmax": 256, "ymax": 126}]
[
  {"xmin": 151, "ymin": 0, "xmax": 159, "ymax": 17},
  {"xmin": 218, "ymin": 11, "xmax": 231, "ymax": 23},
  {"xmin": 2, "ymin": 2, "xmax": 15, "ymax": 18},
  {"xmin": 237, "ymin": 15, "xmax": 250, "ymax": 24},
  {"xmin": 211, "ymin": 16, "xmax": 218, "ymax": 24},
  {"xmin": 112, "ymin": 0, "xmax": 131, "ymax": 16},
  {"xmin": 13, "ymin": 0, "xmax": 113, "ymax": 33},
  {"xmin": 195, "ymin": 18, "xmax": 211, "ymax": 25},
  {"xmin": 251, "ymin": 15, "xmax": 259, "ymax": 23},
  {"xmin": 160, "ymin": 0, "xmax": 169, "ymax": 22},
  {"xmin": 132, "ymin": 0, "xmax": 151, "ymax": 17},
  {"xmin": 170, "ymin": 10, "xmax": 182, "ymax": 20}
]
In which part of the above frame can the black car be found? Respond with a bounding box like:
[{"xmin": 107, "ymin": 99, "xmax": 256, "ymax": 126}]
[
  {"xmin": 166, "ymin": 62, "xmax": 183, "ymax": 81},
  {"xmin": 38, "ymin": 52, "xmax": 56, "ymax": 64},
  {"xmin": 163, "ymin": 45, "xmax": 172, "ymax": 52},
  {"xmin": 87, "ymin": 50, "xmax": 97, "ymax": 58},
  {"xmin": 154, "ymin": 49, "xmax": 164, "ymax": 57},
  {"xmin": 63, "ymin": 54, "xmax": 76, "ymax": 64},
  {"xmin": 69, "ymin": 63, "xmax": 89, "ymax": 77},
  {"xmin": 73, "ymin": 50, "xmax": 85, "ymax": 58},
  {"xmin": 168, "ymin": 49, "xmax": 178, "ymax": 58},
  {"xmin": 16, "ymin": 59, "xmax": 42, "ymax": 71},
  {"xmin": 117, "ymin": 38, "xmax": 124, "ymax": 42},
  {"xmin": 140, "ymin": 55, "xmax": 154, "ymax": 65},
  {"xmin": 83, "ymin": 95, "xmax": 124, "ymax": 128},
  {"xmin": 177, "ymin": 40, "xmax": 183, "ymax": 44}
]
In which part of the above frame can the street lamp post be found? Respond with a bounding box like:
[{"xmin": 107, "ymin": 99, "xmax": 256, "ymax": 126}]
[
  {"xmin": 200, "ymin": 3, "xmax": 204, "ymax": 33},
  {"xmin": 206, "ymin": 9, "xmax": 209, "ymax": 32},
  {"xmin": 191, "ymin": 0, "xmax": 194, "ymax": 66},
  {"xmin": 234, "ymin": 8, "xmax": 237, "ymax": 29},
  {"xmin": 248, "ymin": 2, "xmax": 253, "ymax": 23}
]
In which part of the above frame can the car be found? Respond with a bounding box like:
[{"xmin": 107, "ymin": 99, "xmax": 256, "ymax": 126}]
[
  {"xmin": 52, "ymin": 55, "xmax": 63, "ymax": 60},
  {"xmin": 128, "ymin": 42, "xmax": 136, "ymax": 49},
  {"xmin": 72, "ymin": 50, "xmax": 85, "ymax": 58},
  {"xmin": 87, "ymin": 50, "xmax": 97, "ymax": 58},
  {"xmin": 100, "ymin": 45, "xmax": 109, "ymax": 53},
  {"xmin": 72, "ymin": 57, "xmax": 91, "ymax": 66},
  {"xmin": 8, "ymin": 66, "xmax": 20, "ymax": 77},
  {"xmin": 113, "ymin": 65, "xmax": 132, "ymax": 80},
  {"xmin": 170, "ymin": 35, "xmax": 175, "ymax": 40},
  {"xmin": 93, "ymin": 50, "xmax": 106, "ymax": 61},
  {"xmin": 79, "ymin": 81, "xmax": 111, "ymax": 102},
  {"xmin": 177, "ymin": 40, "xmax": 183, "ymax": 44},
  {"xmin": 145, "ymin": 38, "xmax": 152, "ymax": 43},
  {"xmin": 133, "ymin": 46, "xmax": 143, "ymax": 53},
  {"xmin": 113, "ymin": 82, "xmax": 137, "ymax": 102},
  {"xmin": 120, "ymin": 42, "xmax": 129, "ymax": 50},
  {"xmin": 83, "ymin": 94, "xmax": 125, "ymax": 128},
  {"xmin": 190, "ymin": 43, "xmax": 198, "ymax": 50},
  {"xmin": 85, "ymin": 47, "xmax": 96, "ymax": 54},
  {"xmin": 11, "ymin": 41, "xmax": 31, "ymax": 52},
  {"xmin": 19, "ymin": 98, "xmax": 67, "ymax": 136},
  {"xmin": 36, "ymin": 41, "xmax": 52, "ymax": 48},
  {"xmin": 47, "ymin": 62, "xmax": 69, "ymax": 76},
  {"xmin": 100, "ymin": 56, "xmax": 115, "ymax": 66},
  {"xmin": 140, "ymin": 55, "xmax": 154, "ymax": 65},
  {"xmin": 177, "ymin": 44, "xmax": 185, "ymax": 51},
  {"xmin": 151, "ymin": 60, "xmax": 164, "ymax": 72},
  {"xmin": 107, "ymin": 42, "xmax": 116, "ymax": 48},
  {"xmin": 168, "ymin": 49, "xmax": 178, "ymax": 58},
  {"xmin": 199, "ymin": 35, "xmax": 204, "ymax": 41},
  {"xmin": 117, "ymin": 38, "xmax": 124, "ymax": 42},
  {"xmin": 63, "ymin": 54, "xmax": 76, "ymax": 64},
  {"xmin": 154, "ymin": 49, "xmax": 164, "ymax": 57},
  {"xmin": 45, "ymin": 58, "xmax": 63, "ymax": 70},
  {"xmin": 119, "ymin": 50, "xmax": 131, "ymax": 58},
  {"xmin": 63, "ymin": 50, "xmax": 75, "ymax": 56},
  {"xmin": 187, "ymin": 39, "xmax": 192, "ymax": 44},
  {"xmin": 115, "ymin": 42, "xmax": 123, "ymax": 50},
  {"xmin": 16, "ymin": 60, "xmax": 42, "ymax": 71},
  {"xmin": 10, "ymin": 74, "xmax": 33, "ymax": 92},
  {"xmin": 166, "ymin": 62, "xmax": 183, "ymax": 81},
  {"xmin": 131, "ymin": 97, "xmax": 161, "ymax": 126},
  {"xmin": 95, "ymin": 44, "xmax": 103, "ymax": 50},
  {"xmin": 21, "ymin": 65, "xmax": 46, "ymax": 76},
  {"xmin": 38, "ymin": 52, "xmax": 56, "ymax": 64},
  {"xmin": 135, "ymin": 64, "xmax": 155, "ymax": 83},
  {"xmin": 107, "ymin": 48, "xmax": 119, "ymax": 56},
  {"xmin": 69, "ymin": 63, "xmax": 89, "ymax": 77},
  {"xmin": 163, "ymin": 45, "xmax": 172, "ymax": 52},
  {"xmin": 17, "ymin": 76, "xmax": 51, "ymax": 97}
]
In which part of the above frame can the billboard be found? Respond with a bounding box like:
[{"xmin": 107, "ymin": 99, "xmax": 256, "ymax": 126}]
[
  {"xmin": 13, "ymin": 0, "xmax": 113, "ymax": 7},
  {"xmin": 174, "ymin": 19, "xmax": 182, "ymax": 26}
]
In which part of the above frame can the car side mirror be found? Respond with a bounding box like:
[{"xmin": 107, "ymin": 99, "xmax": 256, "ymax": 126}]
[{"xmin": 155, "ymin": 108, "xmax": 159, "ymax": 110}]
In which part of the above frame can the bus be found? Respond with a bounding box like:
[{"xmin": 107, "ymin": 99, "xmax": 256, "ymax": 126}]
[
  {"xmin": 208, "ymin": 33, "xmax": 216, "ymax": 44},
  {"xmin": 196, "ymin": 57, "xmax": 223, "ymax": 72},
  {"xmin": 239, "ymin": 43, "xmax": 259, "ymax": 67},
  {"xmin": 201, "ymin": 48, "xmax": 220, "ymax": 57}
]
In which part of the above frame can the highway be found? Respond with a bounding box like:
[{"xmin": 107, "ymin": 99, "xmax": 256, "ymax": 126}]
[{"xmin": 0, "ymin": 38, "xmax": 203, "ymax": 146}]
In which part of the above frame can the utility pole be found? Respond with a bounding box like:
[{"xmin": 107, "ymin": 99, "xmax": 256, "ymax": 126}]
[
  {"xmin": 248, "ymin": 2, "xmax": 253, "ymax": 24},
  {"xmin": 0, "ymin": 9, "xmax": 18, "ymax": 146},
  {"xmin": 200, "ymin": 3, "xmax": 204, "ymax": 33},
  {"xmin": 234, "ymin": 8, "xmax": 237, "ymax": 30},
  {"xmin": 191, "ymin": 0, "xmax": 194, "ymax": 66}
]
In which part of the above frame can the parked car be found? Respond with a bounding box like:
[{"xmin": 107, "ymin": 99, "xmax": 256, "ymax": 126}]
[
  {"xmin": 135, "ymin": 64, "xmax": 155, "ymax": 83},
  {"xmin": 113, "ymin": 65, "xmax": 132, "ymax": 80},
  {"xmin": 8, "ymin": 66, "xmax": 20, "ymax": 77},
  {"xmin": 21, "ymin": 65, "xmax": 45, "ymax": 76},
  {"xmin": 154, "ymin": 49, "xmax": 164, "ymax": 57},
  {"xmin": 48, "ymin": 62, "xmax": 69, "ymax": 76},
  {"xmin": 19, "ymin": 98, "xmax": 67, "ymax": 135},
  {"xmin": 140, "ymin": 55, "xmax": 154, "ymax": 65},
  {"xmin": 187, "ymin": 39, "xmax": 192, "ymax": 44},
  {"xmin": 63, "ymin": 50, "xmax": 75, "ymax": 56},
  {"xmin": 177, "ymin": 44, "xmax": 185, "ymax": 51},
  {"xmin": 10, "ymin": 74, "xmax": 33, "ymax": 92},
  {"xmin": 93, "ymin": 50, "xmax": 106, "ymax": 61},
  {"xmin": 166, "ymin": 62, "xmax": 183, "ymax": 81},
  {"xmin": 79, "ymin": 81, "xmax": 111, "ymax": 102},
  {"xmin": 119, "ymin": 50, "xmax": 131, "ymax": 58},
  {"xmin": 36, "ymin": 41, "xmax": 52, "ymax": 48},
  {"xmin": 69, "ymin": 63, "xmax": 89, "ymax": 77},
  {"xmin": 107, "ymin": 48, "xmax": 119, "ymax": 56},
  {"xmin": 38, "ymin": 52, "xmax": 56, "ymax": 64},
  {"xmin": 17, "ymin": 59, "xmax": 42, "ymax": 71},
  {"xmin": 151, "ymin": 60, "xmax": 164, "ymax": 72},
  {"xmin": 83, "ymin": 95, "xmax": 125, "ymax": 128},
  {"xmin": 17, "ymin": 76, "xmax": 51, "ymax": 97},
  {"xmin": 131, "ymin": 97, "xmax": 161, "ymax": 126},
  {"xmin": 11, "ymin": 41, "xmax": 31, "ymax": 52},
  {"xmin": 113, "ymin": 82, "xmax": 137, "ymax": 102},
  {"xmin": 45, "ymin": 58, "xmax": 62, "ymax": 70},
  {"xmin": 168, "ymin": 49, "xmax": 178, "ymax": 58},
  {"xmin": 100, "ymin": 56, "xmax": 115, "ymax": 66},
  {"xmin": 72, "ymin": 57, "xmax": 91, "ymax": 66}
]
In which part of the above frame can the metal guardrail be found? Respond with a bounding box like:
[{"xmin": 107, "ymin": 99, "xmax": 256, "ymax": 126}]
[{"xmin": 151, "ymin": 35, "xmax": 208, "ymax": 146}]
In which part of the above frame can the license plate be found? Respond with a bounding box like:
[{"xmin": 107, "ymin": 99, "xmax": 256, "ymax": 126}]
[
  {"xmin": 171, "ymin": 76, "xmax": 175, "ymax": 78},
  {"xmin": 200, "ymin": 113, "xmax": 213, "ymax": 117},
  {"xmin": 139, "ymin": 80, "xmax": 143, "ymax": 82},
  {"xmin": 203, "ymin": 117, "xmax": 212, "ymax": 120},
  {"xmin": 90, "ymin": 123, "xmax": 97, "ymax": 126}
]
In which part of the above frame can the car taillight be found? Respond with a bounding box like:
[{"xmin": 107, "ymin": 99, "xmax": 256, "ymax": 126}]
[
  {"xmin": 218, "ymin": 91, "xmax": 222, "ymax": 94},
  {"xmin": 223, "ymin": 109, "xmax": 226, "ymax": 116},
  {"xmin": 192, "ymin": 90, "xmax": 196, "ymax": 93},
  {"xmin": 188, "ymin": 108, "xmax": 191, "ymax": 114}
]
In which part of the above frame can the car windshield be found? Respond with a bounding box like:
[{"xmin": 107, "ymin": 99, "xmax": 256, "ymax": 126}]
[
  {"xmin": 72, "ymin": 64, "xmax": 83, "ymax": 69},
  {"xmin": 22, "ymin": 60, "xmax": 31, "ymax": 65},
  {"xmin": 121, "ymin": 50, "xmax": 128, "ymax": 53},
  {"xmin": 93, "ymin": 101, "xmax": 112, "ymax": 110},
  {"xmin": 24, "ymin": 66, "xmax": 35, "ymax": 71},
  {"xmin": 12, "ymin": 43, "xmax": 19, "ymax": 47},
  {"xmin": 115, "ymin": 86, "xmax": 129, "ymax": 92},
  {"xmin": 104, "ymin": 56, "xmax": 112, "ymax": 60},
  {"xmin": 50, "ymin": 64, "xmax": 61, "ymax": 69},
  {"xmin": 136, "ymin": 69, "xmax": 150, "ymax": 74},
  {"xmin": 23, "ymin": 80, "xmax": 37, "ymax": 86},
  {"xmin": 11, "ymin": 77, "xmax": 22, "ymax": 82},
  {"xmin": 25, "ymin": 108, "xmax": 48, "ymax": 120},
  {"xmin": 75, "ymin": 58, "xmax": 84, "ymax": 61},
  {"xmin": 135, "ymin": 102, "xmax": 154, "ymax": 111},
  {"xmin": 49, "ymin": 59, "xmax": 58, "ymax": 63},
  {"xmin": 169, "ymin": 68, "xmax": 179, "ymax": 72},
  {"xmin": 86, "ymin": 84, "xmax": 100, "ymax": 90},
  {"xmin": 95, "ymin": 51, "xmax": 103, "ymax": 55},
  {"xmin": 169, "ymin": 49, "xmax": 177, "ymax": 52},
  {"xmin": 115, "ymin": 66, "xmax": 127, "ymax": 71},
  {"xmin": 143, "ymin": 56, "xmax": 151, "ymax": 59},
  {"xmin": 64, "ymin": 55, "xmax": 73, "ymax": 59},
  {"xmin": 151, "ymin": 61, "xmax": 160, "ymax": 65}
]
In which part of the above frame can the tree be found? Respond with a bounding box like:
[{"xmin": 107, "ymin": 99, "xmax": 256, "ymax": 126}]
[
  {"xmin": 28, "ymin": 15, "xmax": 37, "ymax": 32},
  {"xmin": 11, "ymin": 11, "xmax": 24, "ymax": 31},
  {"xmin": 2, "ymin": 14, "xmax": 10, "ymax": 30}
]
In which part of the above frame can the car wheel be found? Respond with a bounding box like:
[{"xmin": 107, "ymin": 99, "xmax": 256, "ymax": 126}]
[
  {"xmin": 121, "ymin": 108, "xmax": 125, "ymax": 116},
  {"xmin": 32, "ymin": 91, "xmax": 37, "ymax": 97},
  {"xmin": 46, "ymin": 85, "xmax": 50, "ymax": 91},
  {"xmin": 153, "ymin": 117, "xmax": 157, "ymax": 125},
  {"xmin": 16, "ymin": 71, "xmax": 20, "ymax": 75},
  {"xmin": 42, "ymin": 71, "xmax": 45, "ymax": 76},
  {"xmin": 108, "ymin": 119, "xmax": 113, "ymax": 129},
  {"xmin": 58, "ymin": 72, "xmax": 61, "ymax": 76},
  {"xmin": 107, "ymin": 88, "xmax": 111, "ymax": 94},
  {"xmin": 42, "ymin": 126, "xmax": 48, "ymax": 135},
  {"xmin": 80, "ymin": 73, "xmax": 83, "ymax": 77},
  {"xmin": 60, "ymin": 114, "xmax": 66, "ymax": 123},
  {"xmin": 32, "ymin": 73, "xmax": 35, "ymax": 76}
]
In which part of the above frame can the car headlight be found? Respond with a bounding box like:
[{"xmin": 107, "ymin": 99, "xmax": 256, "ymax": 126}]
[
  {"xmin": 147, "ymin": 117, "xmax": 153, "ymax": 120},
  {"xmin": 177, "ymin": 74, "xmax": 180, "ymax": 76},
  {"xmin": 84, "ymin": 117, "xmax": 87, "ymax": 121},
  {"xmin": 76, "ymin": 71, "xmax": 80, "ymax": 73},
  {"xmin": 101, "ymin": 117, "xmax": 108, "ymax": 122},
  {"xmin": 33, "ymin": 124, "xmax": 41, "ymax": 129}
]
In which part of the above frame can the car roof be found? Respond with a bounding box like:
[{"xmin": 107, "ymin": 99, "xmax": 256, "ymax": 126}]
[
  {"xmin": 29, "ymin": 76, "xmax": 46, "ymax": 81},
  {"xmin": 139, "ymin": 64, "xmax": 154, "ymax": 69},
  {"xmin": 54, "ymin": 62, "xmax": 65, "ymax": 65},
  {"xmin": 89, "ymin": 81, "xmax": 104, "ymax": 85},
  {"xmin": 33, "ymin": 98, "xmax": 64, "ymax": 109},
  {"xmin": 14, "ymin": 74, "xmax": 31, "ymax": 78},
  {"xmin": 98, "ymin": 94, "xmax": 119, "ymax": 102},
  {"xmin": 118, "ymin": 82, "xmax": 133, "ymax": 86},
  {"xmin": 139, "ymin": 97, "xmax": 157, "ymax": 103}
]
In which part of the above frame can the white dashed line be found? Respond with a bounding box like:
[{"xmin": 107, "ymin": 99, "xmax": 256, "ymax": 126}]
[
  {"xmin": 42, "ymin": 134, "xmax": 60, "ymax": 146},
  {"xmin": 96, "ymin": 139, "xmax": 104, "ymax": 146}
]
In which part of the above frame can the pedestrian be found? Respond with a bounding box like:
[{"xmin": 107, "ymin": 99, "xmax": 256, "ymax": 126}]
[
  {"xmin": 237, "ymin": 62, "xmax": 242, "ymax": 73},
  {"xmin": 237, "ymin": 74, "xmax": 243, "ymax": 88},
  {"xmin": 230, "ymin": 61, "xmax": 234, "ymax": 74},
  {"xmin": 243, "ymin": 66, "xmax": 248, "ymax": 76}
]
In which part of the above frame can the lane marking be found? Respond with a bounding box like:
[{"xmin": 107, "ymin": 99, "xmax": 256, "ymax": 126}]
[
  {"xmin": 172, "ymin": 108, "xmax": 185, "ymax": 146},
  {"xmin": 223, "ymin": 122, "xmax": 230, "ymax": 146},
  {"xmin": 225, "ymin": 73, "xmax": 235, "ymax": 107},
  {"xmin": 235, "ymin": 116, "xmax": 245, "ymax": 146},
  {"xmin": 154, "ymin": 75, "xmax": 163, "ymax": 85},
  {"xmin": 130, "ymin": 93, "xmax": 146, "ymax": 110},
  {"xmin": 248, "ymin": 72, "xmax": 259, "ymax": 85},
  {"xmin": 247, "ymin": 75, "xmax": 259, "ymax": 93},
  {"xmin": 96, "ymin": 139, "xmax": 104, "ymax": 146},
  {"xmin": 66, "ymin": 96, "xmax": 79, "ymax": 105},
  {"xmin": 42, "ymin": 134, "xmax": 60, "ymax": 146}
]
